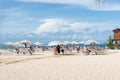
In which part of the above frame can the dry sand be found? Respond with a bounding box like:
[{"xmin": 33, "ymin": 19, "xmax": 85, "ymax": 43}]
[{"xmin": 0, "ymin": 51, "xmax": 120, "ymax": 80}]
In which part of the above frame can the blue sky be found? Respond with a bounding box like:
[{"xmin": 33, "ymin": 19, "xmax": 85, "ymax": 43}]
[{"xmin": 1, "ymin": 0, "xmax": 120, "ymax": 44}]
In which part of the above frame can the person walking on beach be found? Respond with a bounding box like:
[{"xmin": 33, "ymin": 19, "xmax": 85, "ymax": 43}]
[
  {"xmin": 56, "ymin": 45, "xmax": 60, "ymax": 54},
  {"xmin": 54, "ymin": 47, "xmax": 58, "ymax": 55},
  {"xmin": 76, "ymin": 45, "xmax": 80, "ymax": 53},
  {"xmin": 28, "ymin": 45, "xmax": 34, "ymax": 55},
  {"xmin": 16, "ymin": 48, "xmax": 20, "ymax": 54},
  {"xmin": 61, "ymin": 44, "xmax": 64, "ymax": 55}
]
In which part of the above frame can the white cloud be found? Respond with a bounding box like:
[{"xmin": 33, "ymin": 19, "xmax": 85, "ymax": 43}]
[
  {"xmin": 27, "ymin": 34, "xmax": 33, "ymax": 37},
  {"xmin": 34, "ymin": 18, "xmax": 70, "ymax": 34},
  {"xmin": 17, "ymin": 0, "xmax": 120, "ymax": 11},
  {"xmin": 32, "ymin": 18, "xmax": 118, "ymax": 42},
  {"xmin": 18, "ymin": 0, "xmax": 93, "ymax": 5},
  {"xmin": 34, "ymin": 18, "xmax": 114, "ymax": 34},
  {"xmin": 71, "ymin": 34, "xmax": 78, "ymax": 39},
  {"xmin": 1, "ymin": 16, "xmax": 116, "ymax": 43},
  {"xmin": 0, "ymin": 7, "xmax": 40, "ymax": 34}
]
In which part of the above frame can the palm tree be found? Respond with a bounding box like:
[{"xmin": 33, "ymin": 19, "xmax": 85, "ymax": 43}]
[{"xmin": 106, "ymin": 36, "xmax": 114, "ymax": 49}]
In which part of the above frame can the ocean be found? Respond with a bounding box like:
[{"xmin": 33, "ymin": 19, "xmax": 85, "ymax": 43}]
[
  {"xmin": 0, "ymin": 44, "xmax": 107, "ymax": 50},
  {"xmin": 0, "ymin": 44, "xmax": 10, "ymax": 50}
]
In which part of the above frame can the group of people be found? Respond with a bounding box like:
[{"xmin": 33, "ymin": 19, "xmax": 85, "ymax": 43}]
[
  {"xmin": 16, "ymin": 45, "xmax": 34, "ymax": 55},
  {"xmin": 54, "ymin": 44, "xmax": 92, "ymax": 55},
  {"xmin": 54, "ymin": 44, "xmax": 81, "ymax": 55},
  {"xmin": 15, "ymin": 44, "xmax": 92, "ymax": 55},
  {"xmin": 54, "ymin": 44, "xmax": 64, "ymax": 55}
]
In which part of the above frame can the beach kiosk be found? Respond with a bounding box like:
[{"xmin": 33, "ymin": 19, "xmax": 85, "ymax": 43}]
[{"xmin": 113, "ymin": 28, "xmax": 120, "ymax": 49}]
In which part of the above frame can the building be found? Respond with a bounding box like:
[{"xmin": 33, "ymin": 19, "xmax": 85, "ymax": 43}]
[{"xmin": 113, "ymin": 28, "xmax": 120, "ymax": 49}]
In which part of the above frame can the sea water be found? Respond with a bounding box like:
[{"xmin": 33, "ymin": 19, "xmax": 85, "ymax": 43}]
[{"xmin": 0, "ymin": 44, "xmax": 107, "ymax": 50}]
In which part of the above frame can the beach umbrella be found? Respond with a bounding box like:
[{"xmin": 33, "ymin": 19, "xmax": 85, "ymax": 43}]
[
  {"xmin": 5, "ymin": 42, "xmax": 23, "ymax": 47},
  {"xmin": 20, "ymin": 40, "xmax": 31, "ymax": 44},
  {"xmin": 14, "ymin": 42, "xmax": 24, "ymax": 47},
  {"xmin": 63, "ymin": 41, "xmax": 71, "ymax": 45},
  {"xmin": 20, "ymin": 40, "xmax": 31, "ymax": 48},
  {"xmin": 4, "ymin": 42, "xmax": 15, "ymax": 51},
  {"xmin": 34, "ymin": 42, "xmax": 42, "ymax": 46},
  {"xmin": 71, "ymin": 41, "xmax": 79, "ymax": 45},
  {"xmin": 84, "ymin": 40, "xmax": 99, "ymax": 45},
  {"xmin": 4, "ymin": 42, "xmax": 15, "ymax": 46},
  {"xmin": 14, "ymin": 42, "xmax": 20, "ymax": 46},
  {"xmin": 79, "ymin": 41, "xmax": 85, "ymax": 44},
  {"xmin": 48, "ymin": 41, "xmax": 62, "ymax": 46}
]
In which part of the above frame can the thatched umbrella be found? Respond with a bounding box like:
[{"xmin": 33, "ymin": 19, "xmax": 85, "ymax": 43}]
[{"xmin": 20, "ymin": 40, "xmax": 31, "ymax": 48}]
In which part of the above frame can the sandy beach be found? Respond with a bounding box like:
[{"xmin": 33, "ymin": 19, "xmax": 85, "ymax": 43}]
[
  {"xmin": 1, "ymin": 0, "xmax": 120, "ymax": 80},
  {"xmin": 0, "ymin": 50, "xmax": 120, "ymax": 80}
]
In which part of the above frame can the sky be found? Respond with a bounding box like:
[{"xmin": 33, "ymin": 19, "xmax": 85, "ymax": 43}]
[{"xmin": 0, "ymin": 0, "xmax": 120, "ymax": 44}]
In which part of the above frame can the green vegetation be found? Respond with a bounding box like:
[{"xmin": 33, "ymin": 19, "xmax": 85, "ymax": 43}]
[{"xmin": 106, "ymin": 36, "xmax": 114, "ymax": 49}]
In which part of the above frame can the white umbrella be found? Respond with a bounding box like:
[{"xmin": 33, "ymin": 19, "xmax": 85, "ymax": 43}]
[
  {"xmin": 14, "ymin": 42, "xmax": 19, "ymax": 45},
  {"xmin": 63, "ymin": 41, "xmax": 71, "ymax": 45},
  {"xmin": 34, "ymin": 42, "xmax": 42, "ymax": 45},
  {"xmin": 14, "ymin": 42, "xmax": 24, "ymax": 47},
  {"xmin": 20, "ymin": 40, "xmax": 31, "ymax": 48},
  {"xmin": 84, "ymin": 40, "xmax": 99, "ymax": 45},
  {"xmin": 79, "ymin": 41, "xmax": 85, "ymax": 44},
  {"xmin": 20, "ymin": 40, "xmax": 31, "ymax": 44},
  {"xmin": 4, "ymin": 42, "xmax": 15, "ymax": 51},
  {"xmin": 4, "ymin": 42, "xmax": 15, "ymax": 46},
  {"xmin": 48, "ymin": 41, "xmax": 62, "ymax": 46},
  {"xmin": 71, "ymin": 41, "xmax": 79, "ymax": 44}
]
